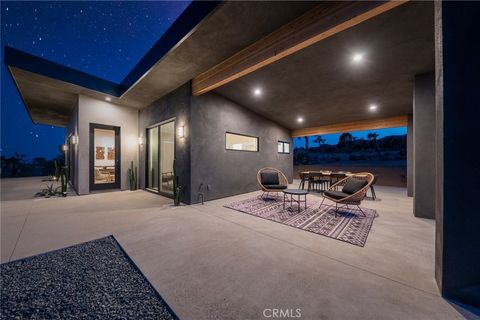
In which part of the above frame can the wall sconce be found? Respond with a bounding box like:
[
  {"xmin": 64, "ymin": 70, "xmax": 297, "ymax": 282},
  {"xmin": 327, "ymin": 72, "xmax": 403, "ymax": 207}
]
[
  {"xmin": 62, "ymin": 144, "xmax": 68, "ymax": 151},
  {"xmin": 70, "ymin": 135, "xmax": 78, "ymax": 145},
  {"xmin": 138, "ymin": 136, "xmax": 144, "ymax": 146},
  {"xmin": 177, "ymin": 126, "xmax": 185, "ymax": 138}
]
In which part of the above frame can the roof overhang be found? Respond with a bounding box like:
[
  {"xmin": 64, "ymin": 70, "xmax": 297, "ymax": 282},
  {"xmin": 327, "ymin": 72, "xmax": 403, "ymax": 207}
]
[{"xmin": 5, "ymin": 1, "xmax": 317, "ymax": 127}]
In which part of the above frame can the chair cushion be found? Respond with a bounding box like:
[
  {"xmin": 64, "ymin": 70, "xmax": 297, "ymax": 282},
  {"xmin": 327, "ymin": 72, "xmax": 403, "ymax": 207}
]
[
  {"xmin": 324, "ymin": 190, "xmax": 350, "ymax": 200},
  {"xmin": 264, "ymin": 184, "xmax": 287, "ymax": 190},
  {"xmin": 261, "ymin": 172, "xmax": 279, "ymax": 185},
  {"xmin": 342, "ymin": 178, "xmax": 368, "ymax": 195}
]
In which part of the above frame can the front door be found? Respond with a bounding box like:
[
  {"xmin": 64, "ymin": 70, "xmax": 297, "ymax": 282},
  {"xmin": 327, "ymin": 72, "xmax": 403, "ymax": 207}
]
[
  {"xmin": 146, "ymin": 120, "xmax": 175, "ymax": 197},
  {"xmin": 90, "ymin": 123, "xmax": 120, "ymax": 191}
]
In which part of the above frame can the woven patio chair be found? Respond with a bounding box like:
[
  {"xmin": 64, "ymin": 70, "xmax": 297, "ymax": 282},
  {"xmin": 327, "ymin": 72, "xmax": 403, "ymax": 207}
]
[
  {"xmin": 257, "ymin": 167, "xmax": 288, "ymax": 200},
  {"xmin": 321, "ymin": 172, "xmax": 374, "ymax": 216}
]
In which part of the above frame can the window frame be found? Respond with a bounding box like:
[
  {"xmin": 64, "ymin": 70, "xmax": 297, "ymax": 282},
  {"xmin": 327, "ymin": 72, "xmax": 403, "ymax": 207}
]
[
  {"xmin": 277, "ymin": 141, "xmax": 290, "ymax": 154},
  {"xmin": 225, "ymin": 131, "xmax": 259, "ymax": 152}
]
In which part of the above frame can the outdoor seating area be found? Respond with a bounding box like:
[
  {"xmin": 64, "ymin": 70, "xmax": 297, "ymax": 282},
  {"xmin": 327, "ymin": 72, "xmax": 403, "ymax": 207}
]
[{"xmin": 251, "ymin": 168, "xmax": 377, "ymax": 245}]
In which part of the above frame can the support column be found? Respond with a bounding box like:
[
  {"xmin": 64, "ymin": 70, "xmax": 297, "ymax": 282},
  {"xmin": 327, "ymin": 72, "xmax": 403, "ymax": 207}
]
[
  {"xmin": 407, "ymin": 114, "xmax": 413, "ymax": 197},
  {"xmin": 413, "ymin": 72, "xmax": 435, "ymax": 219},
  {"xmin": 435, "ymin": 1, "xmax": 480, "ymax": 306}
]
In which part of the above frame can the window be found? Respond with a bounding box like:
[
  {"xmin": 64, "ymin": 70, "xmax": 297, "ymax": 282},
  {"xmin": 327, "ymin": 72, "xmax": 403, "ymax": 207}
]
[
  {"xmin": 278, "ymin": 141, "xmax": 290, "ymax": 154},
  {"xmin": 226, "ymin": 132, "xmax": 258, "ymax": 152}
]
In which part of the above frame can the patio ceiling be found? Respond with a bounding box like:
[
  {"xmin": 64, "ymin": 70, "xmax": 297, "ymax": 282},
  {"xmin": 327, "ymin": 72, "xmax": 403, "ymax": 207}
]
[{"xmin": 213, "ymin": 1, "xmax": 434, "ymax": 131}]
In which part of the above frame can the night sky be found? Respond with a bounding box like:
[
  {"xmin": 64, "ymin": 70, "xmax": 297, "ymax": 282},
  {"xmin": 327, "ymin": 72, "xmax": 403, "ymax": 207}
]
[{"xmin": 1, "ymin": 1, "xmax": 189, "ymax": 160}]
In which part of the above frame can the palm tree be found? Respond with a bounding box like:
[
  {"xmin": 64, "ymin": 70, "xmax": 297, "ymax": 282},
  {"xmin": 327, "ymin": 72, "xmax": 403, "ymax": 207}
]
[{"xmin": 367, "ymin": 132, "xmax": 381, "ymax": 156}]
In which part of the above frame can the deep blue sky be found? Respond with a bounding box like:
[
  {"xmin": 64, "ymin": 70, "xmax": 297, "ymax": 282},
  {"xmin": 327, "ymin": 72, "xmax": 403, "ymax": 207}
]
[
  {"xmin": 293, "ymin": 127, "xmax": 407, "ymax": 149},
  {"xmin": 1, "ymin": 1, "xmax": 189, "ymax": 160}
]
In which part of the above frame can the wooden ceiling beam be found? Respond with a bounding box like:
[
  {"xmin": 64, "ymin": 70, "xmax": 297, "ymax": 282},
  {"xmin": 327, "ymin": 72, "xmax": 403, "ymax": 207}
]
[
  {"xmin": 291, "ymin": 115, "xmax": 408, "ymax": 137},
  {"xmin": 192, "ymin": 0, "xmax": 408, "ymax": 96}
]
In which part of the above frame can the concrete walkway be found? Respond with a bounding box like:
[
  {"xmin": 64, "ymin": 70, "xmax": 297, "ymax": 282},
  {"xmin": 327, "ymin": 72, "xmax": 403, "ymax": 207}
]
[{"xmin": 1, "ymin": 177, "xmax": 477, "ymax": 319}]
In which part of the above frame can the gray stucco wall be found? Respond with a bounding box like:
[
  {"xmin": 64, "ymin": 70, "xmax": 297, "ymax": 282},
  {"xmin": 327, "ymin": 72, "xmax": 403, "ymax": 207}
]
[
  {"xmin": 413, "ymin": 72, "xmax": 435, "ymax": 219},
  {"xmin": 190, "ymin": 92, "xmax": 293, "ymax": 203},
  {"xmin": 407, "ymin": 114, "xmax": 413, "ymax": 197},
  {"xmin": 435, "ymin": 1, "xmax": 480, "ymax": 306},
  {"xmin": 138, "ymin": 83, "xmax": 191, "ymax": 204}
]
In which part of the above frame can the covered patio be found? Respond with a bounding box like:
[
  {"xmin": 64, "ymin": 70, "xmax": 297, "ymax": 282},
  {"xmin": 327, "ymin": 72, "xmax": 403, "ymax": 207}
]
[
  {"xmin": 1, "ymin": 177, "xmax": 472, "ymax": 319},
  {"xmin": 3, "ymin": 0, "xmax": 479, "ymax": 316}
]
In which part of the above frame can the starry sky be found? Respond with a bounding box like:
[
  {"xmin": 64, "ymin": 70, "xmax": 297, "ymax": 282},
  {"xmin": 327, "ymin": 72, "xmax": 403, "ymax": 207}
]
[{"xmin": 1, "ymin": 1, "xmax": 190, "ymax": 161}]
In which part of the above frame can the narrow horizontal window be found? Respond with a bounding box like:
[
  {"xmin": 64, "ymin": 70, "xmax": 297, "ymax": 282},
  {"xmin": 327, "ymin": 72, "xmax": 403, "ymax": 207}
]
[
  {"xmin": 278, "ymin": 141, "xmax": 290, "ymax": 154},
  {"xmin": 226, "ymin": 132, "xmax": 258, "ymax": 152}
]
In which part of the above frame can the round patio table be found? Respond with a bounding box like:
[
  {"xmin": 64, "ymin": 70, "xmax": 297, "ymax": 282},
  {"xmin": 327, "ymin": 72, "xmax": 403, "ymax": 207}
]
[{"xmin": 283, "ymin": 189, "xmax": 308, "ymax": 213}]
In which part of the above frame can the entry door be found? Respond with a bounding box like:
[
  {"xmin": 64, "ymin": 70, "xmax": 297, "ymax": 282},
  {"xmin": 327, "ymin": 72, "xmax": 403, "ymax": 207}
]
[
  {"xmin": 90, "ymin": 123, "xmax": 120, "ymax": 190},
  {"xmin": 146, "ymin": 121, "xmax": 175, "ymax": 197}
]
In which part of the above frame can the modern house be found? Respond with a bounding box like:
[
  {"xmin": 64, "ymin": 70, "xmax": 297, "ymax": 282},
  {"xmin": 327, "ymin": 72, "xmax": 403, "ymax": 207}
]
[{"xmin": 4, "ymin": 1, "xmax": 479, "ymax": 308}]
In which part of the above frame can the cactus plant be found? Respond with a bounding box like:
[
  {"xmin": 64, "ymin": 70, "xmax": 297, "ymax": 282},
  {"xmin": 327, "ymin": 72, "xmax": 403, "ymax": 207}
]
[{"xmin": 128, "ymin": 160, "xmax": 138, "ymax": 191}]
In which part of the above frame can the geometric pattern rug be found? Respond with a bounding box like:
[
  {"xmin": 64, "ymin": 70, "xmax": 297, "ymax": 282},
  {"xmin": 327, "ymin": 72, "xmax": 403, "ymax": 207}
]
[
  {"xmin": 0, "ymin": 236, "xmax": 179, "ymax": 320},
  {"xmin": 224, "ymin": 196, "xmax": 378, "ymax": 247}
]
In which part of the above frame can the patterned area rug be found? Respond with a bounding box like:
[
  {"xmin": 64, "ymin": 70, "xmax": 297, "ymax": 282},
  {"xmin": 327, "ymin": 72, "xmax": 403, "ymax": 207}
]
[
  {"xmin": 1, "ymin": 236, "xmax": 178, "ymax": 320},
  {"xmin": 225, "ymin": 197, "xmax": 378, "ymax": 247}
]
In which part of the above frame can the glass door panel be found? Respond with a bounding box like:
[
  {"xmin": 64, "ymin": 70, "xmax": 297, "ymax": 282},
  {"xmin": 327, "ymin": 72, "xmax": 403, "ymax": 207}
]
[
  {"xmin": 147, "ymin": 126, "xmax": 159, "ymax": 190},
  {"xmin": 89, "ymin": 124, "xmax": 120, "ymax": 191},
  {"xmin": 160, "ymin": 122, "xmax": 175, "ymax": 195},
  {"xmin": 94, "ymin": 128, "xmax": 116, "ymax": 184}
]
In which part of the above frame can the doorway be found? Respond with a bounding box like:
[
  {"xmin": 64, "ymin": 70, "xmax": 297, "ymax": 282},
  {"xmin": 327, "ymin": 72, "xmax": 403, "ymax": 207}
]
[
  {"xmin": 146, "ymin": 120, "xmax": 175, "ymax": 197},
  {"xmin": 89, "ymin": 123, "xmax": 121, "ymax": 191}
]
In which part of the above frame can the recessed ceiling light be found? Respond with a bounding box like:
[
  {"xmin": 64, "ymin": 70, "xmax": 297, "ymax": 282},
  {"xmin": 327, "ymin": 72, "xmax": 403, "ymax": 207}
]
[
  {"xmin": 352, "ymin": 53, "xmax": 364, "ymax": 64},
  {"xmin": 369, "ymin": 104, "xmax": 378, "ymax": 112},
  {"xmin": 253, "ymin": 88, "xmax": 262, "ymax": 96},
  {"xmin": 105, "ymin": 96, "xmax": 112, "ymax": 102},
  {"xmin": 297, "ymin": 117, "xmax": 304, "ymax": 123}
]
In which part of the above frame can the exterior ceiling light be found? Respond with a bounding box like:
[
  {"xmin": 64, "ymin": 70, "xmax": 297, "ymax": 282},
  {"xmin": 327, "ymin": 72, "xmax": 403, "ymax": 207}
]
[
  {"xmin": 297, "ymin": 117, "xmax": 304, "ymax": 123},
  {"xmin": 105, "ymin": 96, "xmax": 112, "ymax": 102},
  {"xmin": 352, "ymin": 53, "xmax": 364, "ymax": 64},
  {"xmin": 253, "ymin": 88, "xmax": 262, "ymax": 96},
  {"xmin": 369, "ymin": 104, "xmax": 378, "ymax": 112}
]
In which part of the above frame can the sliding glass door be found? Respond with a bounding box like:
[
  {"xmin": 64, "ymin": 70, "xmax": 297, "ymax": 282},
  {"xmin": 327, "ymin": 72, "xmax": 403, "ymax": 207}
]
[
  {"xmin": 146, "ymin": 120, "xmax": 175, "ymax": 196},
  {"xmin": 147, "ymin": 126, "xmax": 159, "ymax": 190}
]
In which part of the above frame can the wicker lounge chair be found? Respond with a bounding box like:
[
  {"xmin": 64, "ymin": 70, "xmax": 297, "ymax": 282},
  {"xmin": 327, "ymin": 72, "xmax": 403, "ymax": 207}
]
[
  {"xmin": 257, "ymin": 167, "xmax": 288, "ymax": 200},
  {"xmin": 321, "ymin": 172, "xmax": 374, "ymax": 216}
]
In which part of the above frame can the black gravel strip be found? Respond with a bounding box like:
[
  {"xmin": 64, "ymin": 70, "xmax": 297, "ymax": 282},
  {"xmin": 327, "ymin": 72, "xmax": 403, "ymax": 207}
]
[{"xmin": 1, "ymin": 236, "xmax": 179, "ymax": 320}]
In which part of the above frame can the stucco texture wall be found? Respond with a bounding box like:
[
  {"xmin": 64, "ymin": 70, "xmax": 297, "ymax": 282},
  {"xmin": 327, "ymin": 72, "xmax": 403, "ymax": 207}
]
[{"xmin": 190, "ymin": 92, "xmax": 293, "ymax": 203}]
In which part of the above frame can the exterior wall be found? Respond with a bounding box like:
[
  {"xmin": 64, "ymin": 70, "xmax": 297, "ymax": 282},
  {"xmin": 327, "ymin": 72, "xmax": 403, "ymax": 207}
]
[
  {"xmin": 138, "ymin": 83, "xmax": 191, "ymax": 204},
  {"xmin": 435, "ymin": 1, "xmax": 480, "ymax": 306},
  {"xmin": 66, "ymin": 99, "xmax": 79, "ymax": 193},
  {"xmin": 407, "ymin": 114, "xmax": 413, "ymax": 197},
  {"xmin": 413, "ymin": 72, "xmax": 435, "ymax": 219},
  {"xmin": 77, "ymin": 95, "xmax": 139, "ymax": 194},
  {"xmin": 190, "ymin": 92, "xmax": 293, "ymax": 203}
]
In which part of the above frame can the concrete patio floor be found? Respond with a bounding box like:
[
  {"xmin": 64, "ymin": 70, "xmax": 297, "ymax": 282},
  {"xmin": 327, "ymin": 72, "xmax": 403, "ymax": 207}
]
[{"xmin": 1, "ymin": 177, "xmax": 478, "ymax": 319}]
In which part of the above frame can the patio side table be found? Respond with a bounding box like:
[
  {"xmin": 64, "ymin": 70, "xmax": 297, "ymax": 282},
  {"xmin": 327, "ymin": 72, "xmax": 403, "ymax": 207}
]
[{"xmin": 283, "ymin": 189, "xmax": 308, "ymax": 213}]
